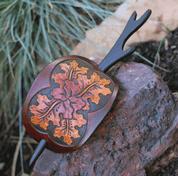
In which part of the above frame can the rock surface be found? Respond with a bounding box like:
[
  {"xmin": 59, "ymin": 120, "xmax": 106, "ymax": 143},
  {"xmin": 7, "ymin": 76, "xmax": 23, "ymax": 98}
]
[
  {"xmin": 72, "ymin": 0, "xmax": 178, "ymax": 60},
  {"xmin": 33, "ymin": 61, "xmax": 178, "ymax": 176}
]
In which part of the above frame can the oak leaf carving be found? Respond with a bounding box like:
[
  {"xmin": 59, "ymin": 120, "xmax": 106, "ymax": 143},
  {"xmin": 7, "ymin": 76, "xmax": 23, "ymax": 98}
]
[{"xmin": 29, "ymin": 60, "xmax": 112, "ymax": 145}]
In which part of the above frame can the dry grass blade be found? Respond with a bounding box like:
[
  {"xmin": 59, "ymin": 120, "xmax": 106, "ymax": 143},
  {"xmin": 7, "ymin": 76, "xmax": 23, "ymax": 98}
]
[
  {"xmin": 0, "ymin": 110, "xmax": 19, "ymax": 137},
  {"xmin": 10, "ymin": 136, "xmax": 38, "ymax": 144},
  {"xmin": 11, "ymin": 126, "xmax": 25, "ymax": 176}
]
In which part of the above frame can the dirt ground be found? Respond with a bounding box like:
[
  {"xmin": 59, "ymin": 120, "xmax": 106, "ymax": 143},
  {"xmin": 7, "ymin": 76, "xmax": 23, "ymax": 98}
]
[{"xmin": 1, "ymin": 27, "xmax": 178, "ymax": 176}]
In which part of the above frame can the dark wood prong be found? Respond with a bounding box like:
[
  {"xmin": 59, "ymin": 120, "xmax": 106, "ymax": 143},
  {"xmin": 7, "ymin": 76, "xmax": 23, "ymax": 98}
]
[
  {"xmin": 29, "ymin": 139, "xmax": 47, "ymax": 167},
  {"xmin": 129, "ymin": 11, "xmax": 137, "ymax": 22},
  {"xmin": 98, "ymin": 9, "xmax": 152, "ymax": 72}
]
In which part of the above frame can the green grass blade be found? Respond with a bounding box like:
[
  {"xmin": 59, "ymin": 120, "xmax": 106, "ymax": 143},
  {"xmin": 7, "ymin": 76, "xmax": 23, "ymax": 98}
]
[
  {"xmin": 5, "ymin": 44, "xmax": 15, "ymax": 78},
  {"xmin": 40, "ymin": 6, "xmax": 52, "ymax": 59},
  {"xmin": 1, "ymin": 0, "xmax": 18, "ymax": 14},
  {"xmin": 134, "ymin": 51, "xmax": 170, "ymax": 72},
  {"xmin": 15, "ymin": 32, "xmax": 35, "ymax": 70},
  {"xmin": 153, "ymin": 37, "xmax": 165, "ymax": 68}
]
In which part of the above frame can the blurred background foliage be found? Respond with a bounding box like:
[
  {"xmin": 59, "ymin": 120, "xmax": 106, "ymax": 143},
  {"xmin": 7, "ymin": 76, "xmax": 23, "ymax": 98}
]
[{"xmin": 0, "ymin": 0, "xmax": 123, "ymax": 175}]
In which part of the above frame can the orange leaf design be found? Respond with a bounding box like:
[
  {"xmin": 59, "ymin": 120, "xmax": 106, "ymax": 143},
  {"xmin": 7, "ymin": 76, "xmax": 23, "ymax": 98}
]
[
  {"xmin": 77, "ymin": 72, "xmax": 112, "ymax": 110},
  {"xmin": 60, "ymin": 60, "xmax": 89, "ymax": 80},
  {"xmin": 54, "ymin": 116, "xmax": 86, "ymax": 145},
  {"xmin": 29, "ymin": 59, "xmax": 112, "ymax": 145},
  {"xmin": 29, "ymin": 95, "xmax": 61, "ymax": 130}
]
